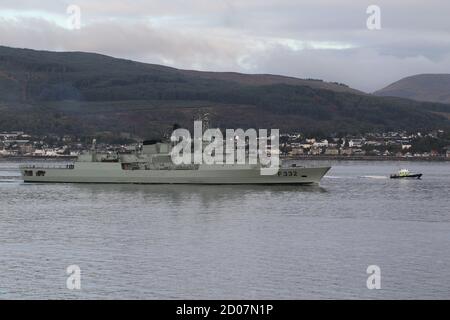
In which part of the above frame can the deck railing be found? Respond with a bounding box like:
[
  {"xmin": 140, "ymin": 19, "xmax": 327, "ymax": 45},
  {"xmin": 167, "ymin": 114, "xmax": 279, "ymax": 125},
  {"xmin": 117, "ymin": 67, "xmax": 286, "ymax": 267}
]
[{"xmin": 19, "ymin": 164, "xmax": 75, "ymax": 170}]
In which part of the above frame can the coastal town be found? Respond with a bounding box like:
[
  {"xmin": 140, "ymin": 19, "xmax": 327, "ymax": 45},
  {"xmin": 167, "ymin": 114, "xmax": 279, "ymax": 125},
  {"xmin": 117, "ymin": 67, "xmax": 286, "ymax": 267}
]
[
  {"xmin": 1, "ymin": 129, "xmax": 450, "ymax": 160},
  {"xmin": 280, "ymin": 130, "xmax": 450, "ymax": 160}
]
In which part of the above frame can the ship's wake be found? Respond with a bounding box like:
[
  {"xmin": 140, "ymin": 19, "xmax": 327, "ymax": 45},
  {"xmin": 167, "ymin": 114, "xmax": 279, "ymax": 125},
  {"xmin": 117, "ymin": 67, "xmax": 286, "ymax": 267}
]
[{"xmin": 358, "ymin": 175, "xmax": 388, "ymax": 179}]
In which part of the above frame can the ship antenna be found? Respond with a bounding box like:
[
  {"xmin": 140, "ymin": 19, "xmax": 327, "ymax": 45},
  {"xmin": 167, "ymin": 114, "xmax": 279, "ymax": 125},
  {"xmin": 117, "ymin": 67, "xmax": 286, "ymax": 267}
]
[
  {"xmin": 91, "ymin": 138, "xmax": 97, "ymax": 162},
  {"xmin": 194, "ymin": 111, "xmax": 211, "ymax": 133}
]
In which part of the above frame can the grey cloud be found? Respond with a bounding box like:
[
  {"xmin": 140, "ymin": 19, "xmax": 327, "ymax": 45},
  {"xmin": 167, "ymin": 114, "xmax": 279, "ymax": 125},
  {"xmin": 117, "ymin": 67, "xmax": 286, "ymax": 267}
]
[
  {"xmin": 245, "ymin": 46, "xmax": 450, "ymax": 92},
  {"xmin": 0, "ymin": 17, "xmax": 248, "ymax": 70},
  {"xmin": 0, "ymin": 0, "xmax": 450, "ymax": 92}
]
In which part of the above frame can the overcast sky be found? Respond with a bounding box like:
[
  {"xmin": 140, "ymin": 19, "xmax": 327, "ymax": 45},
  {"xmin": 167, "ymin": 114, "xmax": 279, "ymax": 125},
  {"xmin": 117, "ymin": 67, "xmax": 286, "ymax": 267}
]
[{"xmin": 1, "ymin": 0, "xmax": 449, "ymax": 92}]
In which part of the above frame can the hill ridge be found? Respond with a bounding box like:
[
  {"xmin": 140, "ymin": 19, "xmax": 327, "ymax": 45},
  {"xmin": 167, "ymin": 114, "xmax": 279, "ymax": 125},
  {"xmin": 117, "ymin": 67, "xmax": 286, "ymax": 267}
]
[
  {"xmin": 0, "ymin": 46, "xmax": 449, "ymax": 138},
  {"xmin": 375, "ymin": 73, "xmax": 450, "ymax": 104}
]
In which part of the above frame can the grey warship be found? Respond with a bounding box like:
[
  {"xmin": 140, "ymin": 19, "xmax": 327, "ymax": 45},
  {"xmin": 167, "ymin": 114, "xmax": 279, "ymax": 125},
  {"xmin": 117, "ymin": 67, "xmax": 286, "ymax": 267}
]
[{"xmin": 21, "ymin": 139, "xmax": 331, "ymax": 185}]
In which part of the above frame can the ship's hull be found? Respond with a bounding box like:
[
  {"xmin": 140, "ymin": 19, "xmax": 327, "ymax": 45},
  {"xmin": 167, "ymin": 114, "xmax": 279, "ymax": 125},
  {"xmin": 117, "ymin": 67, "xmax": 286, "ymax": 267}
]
[
  {"xmin": 390, "ymin": 173, "xmax": 422, "ymax": 179},
  {"xmin": 21, "ymin": 162, "xmax": 331, "ymax": 185}
]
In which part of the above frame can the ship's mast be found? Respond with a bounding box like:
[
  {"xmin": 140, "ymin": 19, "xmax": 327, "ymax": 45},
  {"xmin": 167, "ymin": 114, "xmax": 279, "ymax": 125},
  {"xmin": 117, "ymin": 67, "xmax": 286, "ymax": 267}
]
[
  {"xmin": 194, "ymin": 111, "xmax": 211, "ymax": 134},
  {"xmin": 91, "ymin": 138, "xmax": 97, "ymax": 162}
]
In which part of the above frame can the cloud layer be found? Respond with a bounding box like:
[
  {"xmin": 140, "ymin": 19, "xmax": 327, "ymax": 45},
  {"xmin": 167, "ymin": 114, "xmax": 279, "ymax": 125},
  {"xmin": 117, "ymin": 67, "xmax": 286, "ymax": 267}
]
[{"xmin": 1, "ymin": 0, "xmax": 449, "ymax": 92}]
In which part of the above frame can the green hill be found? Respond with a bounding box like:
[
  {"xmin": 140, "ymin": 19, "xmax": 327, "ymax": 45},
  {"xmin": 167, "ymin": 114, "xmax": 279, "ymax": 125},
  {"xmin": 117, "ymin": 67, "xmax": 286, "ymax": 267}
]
[
  {"xmin": 0, "ymin": 46, "xmax": 449, "ymax": 138},
  {"xmin": 375, "ymin": 74, "xmax": 450, "ymax": 104}
]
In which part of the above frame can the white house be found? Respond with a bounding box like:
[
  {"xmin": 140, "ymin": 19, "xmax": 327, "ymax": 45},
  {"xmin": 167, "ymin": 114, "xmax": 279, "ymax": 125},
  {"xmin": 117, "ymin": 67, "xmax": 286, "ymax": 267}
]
[
  {"xmin": 349, "ymin": 139, "xmax": 364, "ymax": 148},
  {"xmin": 402, "ymin": 144, "xmax": 412, "ymax": 150},
  {"xmin": 0, "ymin": 148, "xmax": 11, "ymax": 156},
  {"xmin": 324, "ymin": 148, "xmax": 339, "ymax": 155},
  {"xmin": 313, "ymin": 139, "xmax": 329, "ymax": 148}
]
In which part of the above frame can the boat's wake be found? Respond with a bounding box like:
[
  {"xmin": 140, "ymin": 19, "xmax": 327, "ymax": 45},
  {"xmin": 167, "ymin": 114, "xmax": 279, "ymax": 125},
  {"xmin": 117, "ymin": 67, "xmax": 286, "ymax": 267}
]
[
  {"xmin": 359, "ymin": 175, "xmax": 388, "ymax": 179},
  {"xmin": 324, "ymin": 175, "xmax": 349, "ymax": 179},
  {"xmin": 0, "ymin": 179, "xmax": 21, "ymax": 183}
]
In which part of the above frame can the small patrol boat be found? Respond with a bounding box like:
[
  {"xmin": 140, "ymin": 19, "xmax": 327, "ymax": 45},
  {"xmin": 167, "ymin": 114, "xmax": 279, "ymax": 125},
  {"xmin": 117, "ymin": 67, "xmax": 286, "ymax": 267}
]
[{"xmin": 390, "ymin": 169, "xmax": 422, "ymax": 179}]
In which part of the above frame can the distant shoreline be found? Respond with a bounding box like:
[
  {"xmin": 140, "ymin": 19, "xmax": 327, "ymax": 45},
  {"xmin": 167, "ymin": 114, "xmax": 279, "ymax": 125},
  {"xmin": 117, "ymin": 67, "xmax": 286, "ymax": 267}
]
[
  {"xmin": 283, "ymin": 155, "xmax": 450, "ymax": 162},
  {"xmin": 0, "ymin": 156, "xmax": 77, "ymax": 161},
  {"xmin": 1, "ymin": 155, "xmax": 449, "ymax": 162}
]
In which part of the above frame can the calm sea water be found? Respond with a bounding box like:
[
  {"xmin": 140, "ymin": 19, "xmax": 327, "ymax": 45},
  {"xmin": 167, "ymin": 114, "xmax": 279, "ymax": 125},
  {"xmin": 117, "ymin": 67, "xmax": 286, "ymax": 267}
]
[{"xmin": 0, "ymin": 160, "xmax": 449, "ymax": 299}]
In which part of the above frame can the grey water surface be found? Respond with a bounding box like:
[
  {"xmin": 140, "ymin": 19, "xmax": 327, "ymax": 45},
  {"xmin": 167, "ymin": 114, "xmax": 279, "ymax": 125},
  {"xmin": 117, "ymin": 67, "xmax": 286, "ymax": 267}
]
[{"xmin": 0, "ymin": 160, "xmax": 449, "ymax": 299}]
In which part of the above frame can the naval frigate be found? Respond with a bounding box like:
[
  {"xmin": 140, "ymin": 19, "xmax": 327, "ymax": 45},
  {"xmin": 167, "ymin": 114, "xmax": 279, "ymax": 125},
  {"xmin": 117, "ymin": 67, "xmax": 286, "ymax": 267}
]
[{"xmin": 20, "ymin": 139, "xmax": 330, "ymax": 185}]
